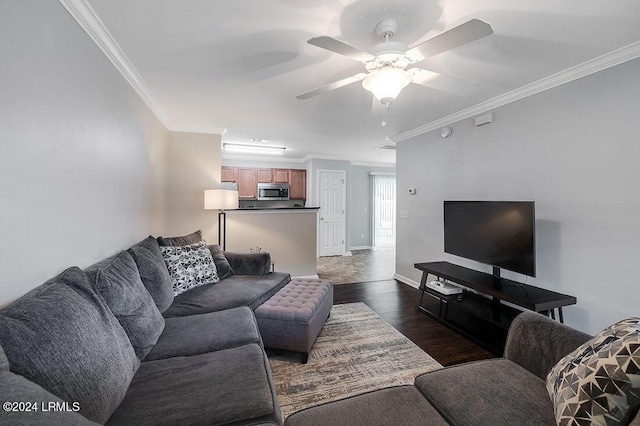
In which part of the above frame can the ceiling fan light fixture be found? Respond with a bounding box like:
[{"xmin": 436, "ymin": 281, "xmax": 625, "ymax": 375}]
[{"xmin": 362, "ymin": 68, "xmax": 412, "ymax": 105}]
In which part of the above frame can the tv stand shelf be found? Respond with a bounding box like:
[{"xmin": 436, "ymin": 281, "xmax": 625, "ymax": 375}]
[{"xmin": 414, "ymin": 262, "xmax": 576, "ymax": 354}]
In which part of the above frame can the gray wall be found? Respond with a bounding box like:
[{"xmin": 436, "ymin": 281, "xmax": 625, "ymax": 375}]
[
  {"xmin": 165, "ymin": 132, "xmax": 221, "ymax": 244},
  {"xmin": 396, "ymin": 57, "xmax": 640, "ymax": 335},
  {"xmin": 0, "ymin": 1, "xmax": 168, "ymax": 305}
]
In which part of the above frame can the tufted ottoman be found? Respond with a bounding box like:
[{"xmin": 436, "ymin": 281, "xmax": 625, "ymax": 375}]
[{"xmin": 254, "ymin": 278, "xmax": 333, "ymax": 363}]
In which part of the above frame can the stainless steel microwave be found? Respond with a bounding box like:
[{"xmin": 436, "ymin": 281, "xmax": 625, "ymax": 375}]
[{"xmin": 257, "ymin": 183, "xmax": 290, "ymax": 200}]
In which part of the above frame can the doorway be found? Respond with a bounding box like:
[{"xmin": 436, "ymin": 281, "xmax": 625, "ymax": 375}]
[
  {"xmin": 318, "ymin": 169, "xmax": 346, "ymax": 257},
  {"xmin": 371, "ymin": 174, "xmax": 396, "ymax": 247}
]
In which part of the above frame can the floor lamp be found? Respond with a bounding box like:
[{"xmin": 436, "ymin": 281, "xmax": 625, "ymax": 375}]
[{"xmin": 204, "ymin": 189, "xmax": 239, "ymax": 250}]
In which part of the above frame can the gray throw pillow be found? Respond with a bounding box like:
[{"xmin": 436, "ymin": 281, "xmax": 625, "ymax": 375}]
[
  {"xmin": 208, "ymin": 244, "xmax": 234, "ymax": 280},
  {"xmin": 156, "ymin": 230, "xmax": 202, "ymax": 247},
  {"xmin": 547, "ymin": 317, "xmax": 640, "ymax": 426},
  {"xmin": 128, "ymin": 236, "xmax": 174, "ymax": 312},
  {"xmin": 85, "ymin": 251, "xmax": 165, "ymax": 360},
  {"xmin": 0, "ymin": 371, "xmax": 98, "ymax": 425},
  {"xmin": 0, "ymin": 267, "xmax": 139, "ymax": 424},
  {"xmin": 160, "ymin": 241, "xmax": 220, "ymax": 295}
]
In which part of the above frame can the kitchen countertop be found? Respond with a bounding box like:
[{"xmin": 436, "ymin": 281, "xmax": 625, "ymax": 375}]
[{"xmin": 226, "ymin": 207, "xmax": 320, "ymax": 212}]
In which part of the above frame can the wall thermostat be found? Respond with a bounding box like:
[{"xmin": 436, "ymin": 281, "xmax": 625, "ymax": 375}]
[{"xmin": 408, "ymin": 188, "xmax": 417, "ymax": 195}]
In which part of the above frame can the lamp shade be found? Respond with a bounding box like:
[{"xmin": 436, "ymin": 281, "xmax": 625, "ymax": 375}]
[
  {"xmin": 204, "ymin": 189, "xmax": 239, "ymax": 210},
  {"xmin": 362, "ymin": 68, "xmax": 412, "ymax": 105}
]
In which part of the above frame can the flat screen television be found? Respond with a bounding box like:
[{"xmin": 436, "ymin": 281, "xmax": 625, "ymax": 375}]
[{"xmin": 443, "ymin": 201, "xmax": 536, "ymax": 277}]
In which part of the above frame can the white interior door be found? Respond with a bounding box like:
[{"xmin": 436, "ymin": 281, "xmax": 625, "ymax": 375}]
[{"xmin": 318, "ymin": 170, "xmax": 345, "ymax": 257}]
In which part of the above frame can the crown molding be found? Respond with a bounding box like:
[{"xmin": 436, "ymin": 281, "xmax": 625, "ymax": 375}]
[
  {"xmin": 58, "ymin": 0, "xmax": 170, "ymax": 128},
  {"xmin": 392, "ymin": 40, "xmax": 640, "ymax": 143},
  {"xmin": 351, "ymin": 161, "xmax": 396, "ymax": 168}
]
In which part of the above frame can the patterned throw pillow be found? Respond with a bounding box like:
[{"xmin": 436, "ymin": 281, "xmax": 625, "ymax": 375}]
[
  {"xmin": 546, "ymin": 318, "xmax": 640, "ymax": 426},
  {"xmin": 160, "ymin": 240, "xmax": 220, "ymax": 296}
]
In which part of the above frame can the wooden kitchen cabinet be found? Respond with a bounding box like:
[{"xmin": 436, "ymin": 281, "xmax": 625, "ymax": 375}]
[
  {"xmin": 221, "ymin": 166, "xmax": 238, "ymax": 182},
  {"xmin": 222, "ymin": 166, "xmax": 305, "ymax": 200},
  {"xmin": 272, "ymin": 168, "xmax": 289, "ymax": 183},
  {"xmin": 237, "ymin": 168, "xmax": 258, "ymax": 199},
  {"xmin": 258, "ymin": 168, "xmax": 289, "ymax": 183},
  {"xmin": 257, "ymin": 169, "xmax": 273, "ymax": 183},
  {"xmin": 289, "ymin": 169, "xmax": 306, "ymax": 200}
]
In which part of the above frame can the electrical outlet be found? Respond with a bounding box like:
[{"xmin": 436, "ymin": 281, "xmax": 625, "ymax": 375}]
[{"xmin": 399, "ymin": 210, "xmax": 409, "ymax": 219}]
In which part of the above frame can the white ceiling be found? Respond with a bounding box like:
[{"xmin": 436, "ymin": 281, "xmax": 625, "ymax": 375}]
[{"xmin": 80, "ymin": 0, "xmax": 640, "ymax": 164}]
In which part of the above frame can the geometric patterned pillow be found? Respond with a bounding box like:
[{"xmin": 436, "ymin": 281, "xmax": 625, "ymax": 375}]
[
  {"xmin": 160, "ymin": 240, "xmax": 220, "ymax": 296},
  {"xmin": 546, "ymin": 317, "xmax": 640, "ymax": 426}
]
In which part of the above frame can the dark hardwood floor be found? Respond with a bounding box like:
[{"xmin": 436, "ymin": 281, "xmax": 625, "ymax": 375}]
[{"xmin": 333, "ymin": 279, "xmax": 496, "ymax": 366}]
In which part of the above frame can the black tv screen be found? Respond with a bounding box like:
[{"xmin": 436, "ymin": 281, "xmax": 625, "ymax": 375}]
[{"xmin": 443, "ymin": 201, "xmax": 536, "ymax": 277}]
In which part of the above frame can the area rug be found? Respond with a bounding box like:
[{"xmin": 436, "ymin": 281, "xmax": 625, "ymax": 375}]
[
  {"xmin": 317, "ymin": 248, "xmax": 395, "ymax": 285},
  {"xmin": 268, "ymin": 302, "xmax": 442, "ymax": 419}
]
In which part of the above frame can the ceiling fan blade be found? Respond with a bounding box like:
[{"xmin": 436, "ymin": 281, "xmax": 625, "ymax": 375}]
[
  {"xmin": 297, "ymin": 73, "xmax": 367, "ymax": 100},
  {"xmin": 409, "ymin": 68, "xmax": 478, "ymax": 97},
  {"xmin": 405, "ymin": 19, "xmax": 493, "ymax": 62},
  {"xmin": 308, "ymin": 36, "xmax": 376, "ymax": 62}
]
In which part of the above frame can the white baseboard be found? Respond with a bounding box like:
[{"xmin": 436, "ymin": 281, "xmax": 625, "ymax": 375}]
[
  {"xmin": 350, "ymin": 246, "xmax": 372, "ymax": 250},
  {"xmin": 394, "ymin": 273, "xmax": 420, "ymax": 289},
  {"xmin": 293, "ymin": 274, "xmax": 320, "ymax": 280}
]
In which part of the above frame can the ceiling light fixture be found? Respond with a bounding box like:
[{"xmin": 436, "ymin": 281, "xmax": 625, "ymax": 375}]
[
  {"xmin": 223, "ymin": 143, "xmax": 286, "ymax": 155},
  {"xmin": 361, "ymin": 66, "xmax": 412, "ymax": 106}
]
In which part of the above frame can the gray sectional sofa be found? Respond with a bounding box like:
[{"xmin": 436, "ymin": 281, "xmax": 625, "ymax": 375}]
[
  {"xmin": 285, "ymin": 311, "xmax": 640, "ymax": 426},
  {"xmin": 0, "ymin": 233, "xmax": 290, "ymax": 425}
]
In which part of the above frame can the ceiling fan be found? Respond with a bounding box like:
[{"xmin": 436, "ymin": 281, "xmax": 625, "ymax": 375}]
[{"xmin": 297, "ymin": 18, "xmax": 493, "ymax": 109}]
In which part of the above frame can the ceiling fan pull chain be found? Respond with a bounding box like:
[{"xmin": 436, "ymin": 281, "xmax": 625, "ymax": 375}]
[{"xmin": 381, "ymin": 103, "xmax": 388, "ymax": 127}]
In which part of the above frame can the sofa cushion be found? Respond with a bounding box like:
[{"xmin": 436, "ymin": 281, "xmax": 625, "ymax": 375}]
[
  {"xmin": 0, "ymin": 371, "xmax": 98, "ymax": 425},
  {"xmin": 504, "ymin": 311, "xmax": 591, "ymax": 380},
  {"xmin": 85, "ymin": 251, "xmax": 165, "ymax": 360},
  {"xmin": 0, "ymin": 344, "xmax": 8, "ymax": 371},
  {"xmin": 208, "ymin": 244, "xmax": 234, "ymax": 280},
  {"xmin": 107, "ymin": 344, "xmax": 282, "ymax": 426},
  {"xmin": 156, "ymin": 230, "xmax": 202, "ymax": 247},
  {"xmin": 0, "ymin": 267, "xmax": 139, "ymax": 424},
  {"xmin": 162, "ymin": 272, "xmax": 291, "ymax": 318},
  {"xmin": 415, "ymin": 358, "xmax": 556, "ymax": 426},
  {"xmin": 128, "ymin": 236, "xmax": 174, "ymax": 312},
  {"xmin": 226, "ymin": 251, "xmax": 272, "ymax": 275},
  {"xmin": 547, "ymin": 317, "xmax": 640, "ymax": 426},
  {"xmin": 160, "ymin": 241, "xmax": 220, "ymax": 296},
  {"xmin": 144, "ymin": 306, "xmax": 262, "ymax": 361},
  {"xmin": 284, "ymin": 386, "xmax": 448, "ymax": 426}
]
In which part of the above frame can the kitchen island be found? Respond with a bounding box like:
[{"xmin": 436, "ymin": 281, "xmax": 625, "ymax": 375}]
[{"xmin": 225, "ymin": 208, "xmax": 319, "ymax": 278}]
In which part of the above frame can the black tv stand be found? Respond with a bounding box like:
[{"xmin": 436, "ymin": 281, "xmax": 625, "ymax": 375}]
[{"xmin": 414, "ymin": 261, "xmax": 577, "ymax": 355}]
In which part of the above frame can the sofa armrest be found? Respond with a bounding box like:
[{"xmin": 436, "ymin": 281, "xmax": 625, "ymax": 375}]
[
  {"xmin": 504, "ymin": 311, "xmax": 591, "ymax": 380},
  {"xmin": 224, "ymin": 251, "xmax": 271, "ymax": 275}
]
